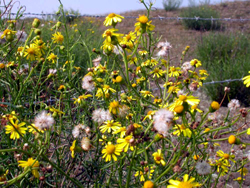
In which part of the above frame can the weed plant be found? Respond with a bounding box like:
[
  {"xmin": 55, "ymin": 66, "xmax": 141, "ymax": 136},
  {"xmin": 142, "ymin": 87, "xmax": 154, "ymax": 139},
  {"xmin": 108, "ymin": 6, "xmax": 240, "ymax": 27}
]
[
  {"xmin": 163, "ymin": 0, "xmax": 182, "ymax": 11},
  {"xmin": 180, "ymin": 6, "xmax": 221, "ymax": 31},
  {"xmin": 1, "ymin": 0, "xmax": 250, "ymax": 188},
  {"xmin": 196, "ymin": 32, "xmax": 250, "ymax": 106}
]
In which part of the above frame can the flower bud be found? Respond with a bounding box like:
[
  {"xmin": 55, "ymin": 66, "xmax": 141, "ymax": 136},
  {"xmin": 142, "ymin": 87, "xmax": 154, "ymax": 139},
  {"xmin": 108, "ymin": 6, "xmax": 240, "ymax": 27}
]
[
  {"xmin": 209, "ymin": 101, "xmax": 220, "ymax": 112},
  {"xmin": 32, "ymin": 18, "xmax": 40, "ymax": 28},
  {"xmin": 34, "ymin": 29, "xmax": 41, "ymax": 35}
]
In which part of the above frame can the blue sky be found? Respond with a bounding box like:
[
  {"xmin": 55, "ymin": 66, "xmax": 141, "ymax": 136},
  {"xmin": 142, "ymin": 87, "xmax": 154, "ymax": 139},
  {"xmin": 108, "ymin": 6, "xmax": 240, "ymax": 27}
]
[{"xmin": 12, "ymin": 0, "xmax": 233, "ymax": 15}]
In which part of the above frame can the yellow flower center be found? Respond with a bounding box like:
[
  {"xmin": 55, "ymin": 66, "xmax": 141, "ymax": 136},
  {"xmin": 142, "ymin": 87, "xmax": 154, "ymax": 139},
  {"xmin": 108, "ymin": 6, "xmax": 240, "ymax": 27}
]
[
  {"xmin": 105, "ymin": 31, "xmax": 112, "ymax": 36},
  {"xmin": 106, "ymin": 123, "xmax": 113, "ymax": 127},
  {"xmin": 145, "ymin": 91, "xmax": 150, "ymax": 94},
  {"xmin": 27, "ymin": 47, "xmax": 35, "ymax": 55},
  {"xmin": 170, "ymin": 67, "xmax": 176, "ymax": 72},
  {"xmin": 179, "ymin": 95, "xmax": 187, "ymax": 101},
  {"xmin": 106, "ymin": 144, "xmax": 115, "ymax": 154},
  {"xmin": 155, "ymin": 155, "xmax": 161, "ymax": 161},
  {"xmin": 174, "ymin": 105, "xmax": 184, "ymax": 114},
  {"xmin": 108, "ymin": 13, "xmax": 116, "ymax": 18},
  {"xmin": 178, "ymin": 182, "xmax": 193, "ymax": 188},
  {"xmin": 180, "ymin": 124, "xmax": 186, "ymax": 130},
  {"xmin": 211, "ymin": 101, "xmax": 220, "ymax": 110},
  {"xmin": 110, "ymin": 101, "xmax": 119, "ymax": 108},
  {"xmin": 126, "ymin": 35, "xmax": 131, "ymax": 41},
  {"xmin": 57, "ymin": 35, "xmax": 64, "ymax": 42},
  {"xmin": 144, "ymin": 180, "xmax": 154, "ymax": 188},
  {"xmin": 223, "ymin": 154, "xmax": 229, "ymax": 159},
  {"xmin": 228, "ymin": 135, "xmax": 236, "ymax": 144},
  {"xmin": 138, "ymin": 15, "xmax": 148, "ymax": 24}
]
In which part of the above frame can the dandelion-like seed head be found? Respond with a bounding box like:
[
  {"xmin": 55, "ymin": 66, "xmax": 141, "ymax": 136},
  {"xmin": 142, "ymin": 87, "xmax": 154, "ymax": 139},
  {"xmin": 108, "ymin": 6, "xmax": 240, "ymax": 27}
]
[{"xmin": 34, "ymin": 111, "xmax": 55, "ymax": 130}]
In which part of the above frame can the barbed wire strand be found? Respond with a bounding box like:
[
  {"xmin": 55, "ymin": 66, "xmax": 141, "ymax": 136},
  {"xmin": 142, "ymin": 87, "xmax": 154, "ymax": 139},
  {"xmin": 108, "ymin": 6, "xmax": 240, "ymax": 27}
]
[{"xmin": 3, "ymin": 12, "xmax": 250, "ymax": 22}]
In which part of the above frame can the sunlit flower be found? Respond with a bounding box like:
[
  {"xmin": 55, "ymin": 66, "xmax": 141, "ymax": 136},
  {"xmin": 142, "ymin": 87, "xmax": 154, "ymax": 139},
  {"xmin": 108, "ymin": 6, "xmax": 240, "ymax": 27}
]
[
  {"xmin": 238, "ymin": 167, "xmax": 248, "ymax": 176},
  {"xmin": 73, "ymin": 94, "xmax": 92, "ymax": 104},
  {"xmin": 117, "ymin": 135, "xmax": 134, "ymax": 152},
  {"xmin": 168, "ymin": 95, "xmax": 200, "ymax": 111},
  {"xmin": 100, "ymin": 120, "xmax": 121, "ymax": 133},
  {"xmin": 144, "ymin": 181, "xmax": 154, "ymax": 188},
  {"xmin": 47, "ymin": 53, "xmax": 58, "ymax": 63},
  {"xmin": 103, "ymin": 13, "xmax": 124, "ymax": 26},
  {"xmin": 216, "ymin": 150, "xmax": 236, "ymax": 166},
  {"xmin": 140, "ymin": 90, "xmax": 154, "ymax": 98},
  {"xmin": 167, "ymin": 174, "xmax": 201, "ymax": 188},
  {"xmin": 135, "ymin": 166, "xmax": 154, "ymax": 182},
  {"xmin": 5, "ymin": 119, "xmax": 27, "ymax": 140},
  {"xmin": 52, "ymin": 32, "xmax": 64, "ymax": 44},
  {"xmin": 120, "ymin": 31, "xmax": 136, "ymax": 46},
  {"xmin": 243, "ymin": 71, "xmax": 250, "ymax": 87},
  {"xmin": 102, "ymin": 28, "xmax": 123, "ymax": 43},
  {"xmin": 70, "ymin": 140, "xmax": 76, "ymax": 158},
  {"xmin": 152, "ymin": 149, "xmax": 166, "ymax": 166},
  {"xmin": 210, "ymin": 159, "xmax": 230, "ymax": 176},
  {"xmin": 18, "ymin": 158, "xmax": 40, "ymax": 178},
  {"xmin": 28, "ymin": 123, "xmax": 44, "ymax": 134},
  {"xmin": 173, "ymin": 124, "xmax": 192, "ymax": 138},
  {"xmin": 150, "ymin": 68, "xmax": 166, "ymax": 78},
  {"xmin": 190, "ymin": 59, "xmax": 202, "ymax": 68},
  {"xmin": 24, "ymin": 44, "xmax": 38, "ymax": 61},
  {"xmin": 113, "ymin": 126, "xmax": 126, "ymax": 138},
  {"xmin": 102, "ymin": 142, "xmax": 123, "ymax": 162},
  {"xmin": 168, "ymin": 66, "xmax": 181, "ymax": 77},
  {"xmin": 109, "ymin": 100, "xmax": 120, "ymax": 115},
  {"xmin": 33, "ymin": 39, "xmax": 46, "ymax": 55}
]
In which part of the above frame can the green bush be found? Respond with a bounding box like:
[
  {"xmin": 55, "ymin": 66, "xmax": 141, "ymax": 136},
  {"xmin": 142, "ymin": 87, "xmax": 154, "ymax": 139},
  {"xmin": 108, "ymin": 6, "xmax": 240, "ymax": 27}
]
[
  {"xmin": 196, "ymin": 33, "xmax": 250, "ymax": 106},
  {"xmin": 180, "ymin": 6, "xmax": 221, "ymax": 31},
  {"xmin": 163, "ymin": 0, "xmax": 182, "ymax": 11}
]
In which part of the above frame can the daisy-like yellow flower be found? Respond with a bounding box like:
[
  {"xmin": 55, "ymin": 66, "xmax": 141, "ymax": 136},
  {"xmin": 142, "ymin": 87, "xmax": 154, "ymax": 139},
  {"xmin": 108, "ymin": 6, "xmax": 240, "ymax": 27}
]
[
  {"xmin": 167, "ymin": 174, "xmax": 201, "ymax": 188},
  {"xmin": 216, "ymin": 150, "xmax": 236, "ymax": 166},
  {"xmin": 143, "ymin": 110, "xmax": 155, "ymax": 121},
  {"xmin": 49, "ymin": 107, "xmax": 65, "ymax": 115},
  {"xmin": 150, "ymin": 68, "xmax": 166, "ymax": 78},
  {"xmin": 140, "ymin": 90, "xmax": 154, "ymax": 98},
  {"xmin": 17, "ymin": 46, "xmax": 24, "ymax": 56},
  {"xmin": 47, "ymin": 53, "xmax": 58, "ymax": 64},
  {"xmin": 173, "ymin": 124, "xmax": 192, "ymax": 138},
  {"xmin": 117, "ymin": 135, "xmax": 134, "ymax": 152},
  {"xmin": 238, "ymin": 167, "xmax": 248, "ymax": 176},
  {"xmin": 120, "ymin": 31, "xmax": 137, "ymax": 46},
  {"xmin": 73, "ymin": 94, "xmax": 92, "ymax": 104},
  {"xmin": 113, "ymin": 126, "xmax": 126, "ymax": 137},
  {"xmin": 100, "ymin": 120, "xmax": 121, "ymax": 133},
  {"xmin": 103, "ymin": 13, "xmax": 124, "ymax": 27},
  {"xmin": 152, "ymin": 149, "xmax": 166, "ymax": 166},
  {"xmin": 141, "ymin": 59, "xmax": 158, "ymax": 67},
  {"xmin": 58, "ymin": 85, "xmax": 65, "ymax": 91},
  {"xmin": 102, "ymin": 28, "xmax": 123, "ymax": 44},
  {"xmin": 5, "ymin": 119, "xmax": 27, "ymax": 140},
  {"xmin": 233, "ymin": 177, "xmax": 245, "ymax": 182},
  {"xmin": 52, "ymin": 32, "xmax": 64, "ymax": 44},
  {"xmin": 210, "ymin": 159, "xmax": 230, "ymax": 176},
  {"xmin": 135, "ymin": 166, "xmax": 154, "ymax": 182},
  {"xmin": 18, "ymin": 158, "xmax": 40, "ymax": 178},
  {"xmin": 70, "ymin": 140, "xmax": 76, "ymax": 158},
  {"xmin": 128, "ymin": 56, "xmax": 138, "ymax": 65},
  {"xmin": 109, "ymin": 100, "xmax": 120, "ymax": 115},
  {"xmin": 190, "ymin": 59, "xmax": 202, "ymax": 68},
  {"xmin": 33, "ymin": 39, "xmax": 46, "ymax": 55},
  {"xmin": 0, "ymin": 29, "xmax": 16, "ymax": 39},
  {"xmin": 168, "ymin": 66, "xmax": 182, "ymax": 77},
  {"xmin": 190, "ymin": 104, "xmax": 203, "ymax": 114},
  {"xmin": 102, "ymin": 142, "xmax": 123, "ymax": 162},
  {"xmin": 242, "ymin": 71, "xmax": 250, "ymax": 87},
  {"xmin": 139, "ymin": 50, "xmax": 148, "ymax": 56},
  {"xmin": 101, "ymin": 39, "xmax": 114, "ymax": 52},
  {"xmin": 168, "ymin": 95, "xmax": 200, "ymax": 111},
  {"xmin": 24, "ymin": 44, "xmax": 38, "ymax": 61},
  {"xmin": 134, "ymin": 15, "xmax": 155, "ymax": 33}
]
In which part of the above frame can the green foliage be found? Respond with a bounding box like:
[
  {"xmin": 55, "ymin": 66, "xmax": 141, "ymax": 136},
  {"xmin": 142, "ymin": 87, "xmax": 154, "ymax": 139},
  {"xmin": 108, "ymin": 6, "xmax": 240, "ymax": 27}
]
[
  {"xmin": 196, "ymin": 32, "xmax": 250, "ymax": 106},
  {"xmin": 180, "ymin": 6, "xmax": 221, "ymax": 31},
  {"xmin": 163, "ymin": 0, "xmax": 182, "ymax": 11}
]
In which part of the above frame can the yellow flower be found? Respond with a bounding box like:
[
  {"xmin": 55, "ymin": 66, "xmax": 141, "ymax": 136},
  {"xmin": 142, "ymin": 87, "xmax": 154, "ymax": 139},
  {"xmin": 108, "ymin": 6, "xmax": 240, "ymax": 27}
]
[
  {"xmin": 233, "ymin": 177, "xmax": 245, "ymax": 182},
  {"xmin": 143, "ymin": 110, "xmax": 155, "ymax": 121},
  {"xmin": 144, "ymin": 180, "xmax": 154, "ymax": 188},
  {"xmin": 139, "ymin": 50, "xmax": 148, "ymax": 56},
  {"xmin": 100, "ymin": 120, "xmax": 121, "ymax": 133},
  {"xmin": 73, "ymin": 94, "xmax": 92, "ymax": 104},
  {"xmin": 33, "ymin": 39, "xmax": 46, "ymax": 55},
  {"xmin": 173, "ymin": 124, "xmax": 192, "ymax": 138},
  {"xmin": 113, "ymin": 126, "xmax": 126, "ymax": 137},
  {"xmin": 102, "ymin": 28, "xmax": 123, "ymax": 43},
  {"xmin": 152, "ymin": 149, "xmax": 166, "ymax": 166},
  {"xmin": 242, "ymin": 71, "xmax": 250, "ymax": 87},
  {"xmin": 210, "ymin": 101, "xmax": 220, "ymax": 111},
  {"xmin": 70, "ymin": 140, "xmax": 76, "ymax": 158},
  {"xmin": 137, "ymin": 15, "xmax": 148, "ymax": 24},
  {"xmin": 0, "ymin": 29, "xmax": 16, "ymax": 39},
  {"xmin": 190, "ymin": 59, "xmax": 202, "ymax": 67},
  {"xmin": 5, "ymin": 119, "xmax": 27, "ymax": 140},
  {"xmin": 169, "ymin": 95, "xmax": 200, "ymax": 111},
  {"xmin": 52, "ymin": 32, "xmax": 64, "ymax": 44},
  {"xmin": 228, "ymin": 135, "xmax": 236, "ymax": 144},
  {"xmin": 49, "ymin": 107, "xmax": 65, "ymax": 115},
  {"xmin": 102, "ymin": 142, "xmax": 123, "ymax": 162},
  {"xmin": 168, "ymin": 66, "xmax": 181, "ymax": 77},
  {"xmin": 216, "ymin": 150, "xmax": 236, "ymax": 166},
  {"xmin": 18, "ymin": 158, "xmax": 40, "ymax": 178},
  {"xmin": 210, "ymin": 159, "xmax": 230, "ymax": 176},
  {"xmin": 117, "ymin": 135, "xmax": 134, "ymax": 152},
  {"xmin": 238, "ymin": 167, "xmax": 248, "ymax": 176},
  {"xmin": 24, "ymin": 44, "xmax": 38, "ymax": 61},
  {"xmin": 193, "ymin": 155, "xmax": 200, "ymax": 161},
  {"xmin": 150, "ymin": 68, "xmax": 166, "ymax": 78},
  {"xmin": 140, "ymin": 90, "xmax": 154, "ymax": 98},
  {"xmin": 103, "ymin": 13, "xmax": 124, "ymax": 26},
  {"xmin": 135, "ymin": 166, "xmax": 154, "ymax": 182},
  {"xmin": 120, "ymin": 31, "xmax": 137, "ymax": 46},
  {"xmin": 109, "ymin": 100, "xmax": 120, "ymax": 115},
  {"xmin": 47, "ymin": 53, "xmax": 58, "ymax": 63},
  {"xmin": 28, "ymin": 123, "xmax": 44, "ymax": 134},
  {"xmin": 167, "ymin": 174, "xmax": 201, "ymax": 188},
  {"xmin": 58, "ymin": 85, "xmax": 65, "ymax": 91}
]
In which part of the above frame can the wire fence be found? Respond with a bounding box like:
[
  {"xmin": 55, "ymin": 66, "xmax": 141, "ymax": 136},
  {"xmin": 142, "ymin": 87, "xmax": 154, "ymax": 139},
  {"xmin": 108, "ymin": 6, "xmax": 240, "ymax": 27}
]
[{"xmin": 4, "ymin": 12, "xmax": 250, "ymax": 22}]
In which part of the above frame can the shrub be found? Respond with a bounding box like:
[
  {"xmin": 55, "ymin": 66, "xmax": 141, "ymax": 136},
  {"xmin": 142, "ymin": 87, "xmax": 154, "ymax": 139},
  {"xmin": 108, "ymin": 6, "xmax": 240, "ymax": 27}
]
[
  {"xmin": 196, "ymin": 32, "xmax": 250, "ymax": 106},
  {"xmin": 180, "ymin": 6, "xmax": 221, "ymax": 31},
  {"xmin": 163, "ymin": 0, "xmax": 182, "ymax": 11}
]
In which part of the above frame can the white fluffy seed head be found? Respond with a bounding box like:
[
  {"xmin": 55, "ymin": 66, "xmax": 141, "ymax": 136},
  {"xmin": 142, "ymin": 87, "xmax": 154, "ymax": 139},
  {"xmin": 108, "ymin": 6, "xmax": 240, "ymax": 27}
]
[
  {"xmin": 34, "ymin": 111, "xmax": 55, "ymax": 130},
  {"xmin": 82, "ymin": 75, "xmax": 95, "ymax": 92},
  {"xmin": 228, "ymin": 99, "xmax": 240, "ymax": 111},
  {"xmin": 181, "ymin": 61, "xmax": 192, "ymax": 72},
  {"xmin": 92, "ymin": 108, "xmax": 112, "ymax": 124},
  {"xmin": 81, "ymin": 137, "xmax": 91, "ymax": 151},
  {"xmin": 195, "ymin": 161, "xmax": 211, "ymax": 175},
  {"xmin": 153, "ymin": 109, "xmax": 174, "ymax": 137},
  {"xmin": 72, "ymin": 125, "xmax": 81, "ymax": 138},
  {"xmin": 92, "ymin": 56, "xmax": 102, "ymax": 67}
]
